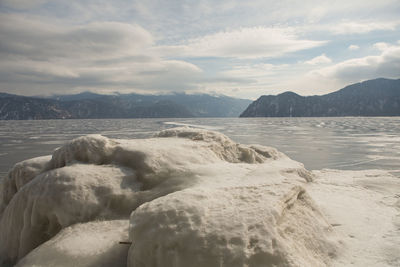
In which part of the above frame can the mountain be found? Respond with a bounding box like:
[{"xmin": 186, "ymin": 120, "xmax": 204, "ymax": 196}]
[
  {"xmin": 240, "ymin": 78, "xmax": 400, "ymax": 117},
  {"xmin": 50, "ymin": 93, "xmax": 251, "ymax": 118},
  {"xmin": 0, "ymin": 94, "xmax": 69, "ymax": 120},
  {"xmin": 51, "ymin": 91, "xmax": 105, "ymax": 101},
  {"xmin": 0, "ymin": 92, "xmax": 251, "ymax": 120},
  {"xmin": 155, "ymin": 94, "xmax": 250, "ymax": 117}
]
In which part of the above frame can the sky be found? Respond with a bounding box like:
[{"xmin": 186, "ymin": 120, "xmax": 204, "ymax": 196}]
[{"xmin": 0, "ymin": 0, "xmax": 399, "ymax": 99}]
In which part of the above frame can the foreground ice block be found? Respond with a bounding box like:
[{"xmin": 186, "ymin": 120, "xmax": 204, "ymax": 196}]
[
  {"xmin": 15, "ymin": 220, "xmax": 129, "ymax": 267},
  {"xmin": 0, "ymin": 127, "xmax": 339, "ymax": 267},
  {"xmin": 128, "ymin": 184, "xmax": 337, "ymax": 267}
]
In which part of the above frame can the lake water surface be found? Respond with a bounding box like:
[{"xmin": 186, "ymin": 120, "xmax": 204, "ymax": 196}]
[{"xmin": 1, "ymin": 117, "xmax": 400, "ymax": 178}]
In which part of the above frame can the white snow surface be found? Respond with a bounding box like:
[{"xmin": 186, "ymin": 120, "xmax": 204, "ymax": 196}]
[
  {"xmin": 307, "ymin": 169, "xmax": 400, "ymax": 266},
  {"xmin": 0, "ymin": 127, "xmax": 398, "ymax": 266}
]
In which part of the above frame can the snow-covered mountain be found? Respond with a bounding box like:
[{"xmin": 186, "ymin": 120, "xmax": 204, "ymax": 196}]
[{"xmin": 240, "ymin": 78, "xmax": 400, "ymax": 117}]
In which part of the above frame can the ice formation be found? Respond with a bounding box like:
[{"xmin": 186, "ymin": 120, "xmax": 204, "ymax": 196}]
[
  {"xmin": 15, "ymin": 220, "xmax": 129, "ymax": 267},
  {"xmin": 0, "ymin": 127, "xmax": 398, "ymax": 266}
]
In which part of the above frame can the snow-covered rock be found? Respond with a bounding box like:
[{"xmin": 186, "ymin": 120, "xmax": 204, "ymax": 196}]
[{"xmin": 1, "ymin": 127, "xmax": 337, "ymax": 267}]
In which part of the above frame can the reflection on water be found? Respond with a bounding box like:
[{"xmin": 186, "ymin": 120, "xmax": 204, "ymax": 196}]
[{"xmin": 1, "ymin": 117, "xmax": 400, "ymax": 177}]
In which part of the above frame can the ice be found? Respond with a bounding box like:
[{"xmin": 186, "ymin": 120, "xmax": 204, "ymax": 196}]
[
  {"xmin": 0, "ymin": 164, "xmax": 139, "ymax": 264},
  {"xmin": 0, "ymin": 127, "xmax": 398, "ymax": 266},
  {"xmin": 128, "ymin": 183, "xmax": 337, "ymax": 267},
  {"xmin": 308, "ymin": 169, "xmax": 400, "ymax": 266},
  {"xmin": 15, "ymin": 220, "xmax": 129, "ymax": 267},
  {"xmin": 0, "ymin": 155, "xmax": 51, "ymax": 215}
]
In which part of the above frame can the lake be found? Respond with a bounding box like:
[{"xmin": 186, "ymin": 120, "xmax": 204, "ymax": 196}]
[{"xmin": 1, "ymin": 117, "xmax": 400, "ymax": 178}]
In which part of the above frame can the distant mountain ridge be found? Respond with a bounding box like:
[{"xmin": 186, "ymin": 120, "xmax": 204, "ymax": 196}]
[
  {"xmin": 240, "ymin": 78, "xmax": 400, "ymax": 117},
  {"xmin": 0, "ymin": 92, "xmax": 251, "ymax": 120}
]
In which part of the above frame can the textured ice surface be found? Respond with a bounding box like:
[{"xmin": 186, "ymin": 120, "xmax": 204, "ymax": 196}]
[
  {"xmin": 15, "ymin": 220, "xmax": 129, "ymax": 267},
  {"xmin": 308, "ymin": 169, "xmax": 400, "ymax": 266},
  {"xmin": 0, "ymin": 127, "xmax": 398, "ymax": 266}
]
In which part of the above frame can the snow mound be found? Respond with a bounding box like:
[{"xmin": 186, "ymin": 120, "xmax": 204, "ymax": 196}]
[
  {"xmin": 50, "ymin": 134, "xmax": 117, "ymax": 167},
  {"xmin": 0, "ymin": 156, "xmax": 51, "ymax": 215},
  {"xmin": 0, "ymin": 164, "xmax": 139, "ymax": 265},
  {"xmin": 1, "ymin": 127, "xmax": 332, "ymax": 267},
  {"xmin": 16, "ymin": 220, "xmax": 128, "ymax": 267},
  {"xmin": 128, "ymin": 186, "xmax": 337, "ymax": 267},
  {"xmin": 155, "ymin": 127, "xmax": 284, "ymax": 163}
]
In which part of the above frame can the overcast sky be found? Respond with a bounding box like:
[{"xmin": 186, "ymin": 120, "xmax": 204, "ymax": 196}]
[{"xmin": 0, "ymin": 0, "xmax": 399, "ymax": 99}]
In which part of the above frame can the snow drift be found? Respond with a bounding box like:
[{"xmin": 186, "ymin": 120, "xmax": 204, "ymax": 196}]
[{"xmin": 2, "ymin": 126, "xmax": 384, "ymax": 266}]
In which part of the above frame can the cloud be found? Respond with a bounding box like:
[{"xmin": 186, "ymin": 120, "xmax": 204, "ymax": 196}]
[
  {"xmin": 348, "ymin": 45, "xmax": 360, "ymax": 50},
  {"xmin": 222, "ymin": 40, "xmax": 400, "ymax": 97},
  {"xmin": 1, "ymin": 0, "xmax": 400, "ymax": 98},
  {"xmin": 0, "ymin": 14, "xmax": 153, "ymax": 60},
  {"xmin": 203, "ymin": 62, "xmax": 319, "ymax": 98},
  {"xmin": 0, "ymin": 0, "xmax": 49, "ymax": 9},
  {"xmin": 126, "ymin": 0, "xmax": 400, "ymax": 39},
  {"xmin": 0, "ymin": 14, "xmax": 202, "ymax": 95},
  {"xmin": 222, "ymin": 63, "xmax": 278, "ymax": 78},
  {"xmin": 309, "ymin": 42, "xmax": 400, "ymax": 82},
  {"xmin": 157, "ymin": 27, "xmax": 327, "ymax": 59},
  {"xmin": 330, "ymin": 21, "xmax": 399, "ymax": 35},
  {"xmin": 373, "ymin": 42, "xmax": 389, "ymax": 51},
  {"xmin": 305, "ymin": 54, "xmax": 332, "ymax": 65}
]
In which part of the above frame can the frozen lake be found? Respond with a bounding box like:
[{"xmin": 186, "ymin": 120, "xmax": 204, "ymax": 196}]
[
  {"xmin": 1, "ymin": 118, "xmax": 400, "ymax": 266},
  {"xmin": 1, "ymin": 117, "xmax": 400, "ymax": 178}
]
